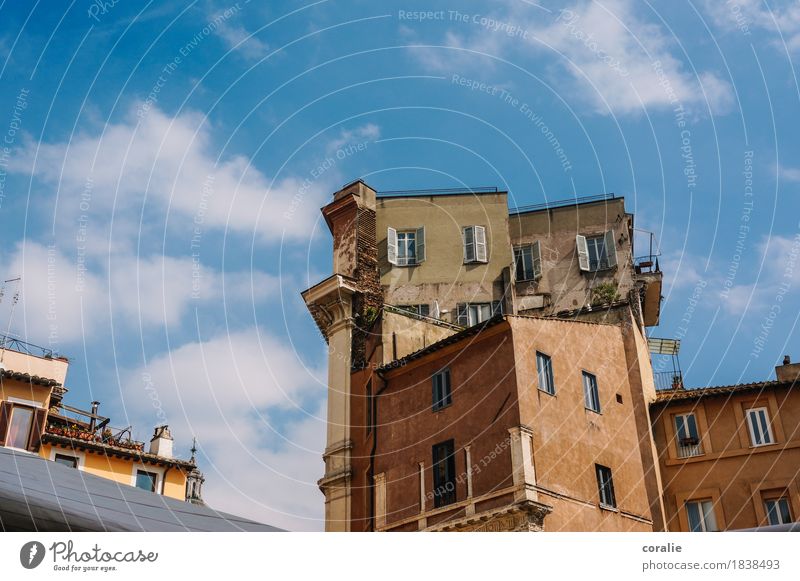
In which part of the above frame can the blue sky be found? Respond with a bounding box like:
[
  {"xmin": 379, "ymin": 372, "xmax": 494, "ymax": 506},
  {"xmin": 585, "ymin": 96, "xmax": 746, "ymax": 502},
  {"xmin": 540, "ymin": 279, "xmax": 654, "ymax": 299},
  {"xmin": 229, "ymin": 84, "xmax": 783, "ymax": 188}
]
[{"xmin": 0, "ymin": 0, "xmax": 798, "ymax": 530}]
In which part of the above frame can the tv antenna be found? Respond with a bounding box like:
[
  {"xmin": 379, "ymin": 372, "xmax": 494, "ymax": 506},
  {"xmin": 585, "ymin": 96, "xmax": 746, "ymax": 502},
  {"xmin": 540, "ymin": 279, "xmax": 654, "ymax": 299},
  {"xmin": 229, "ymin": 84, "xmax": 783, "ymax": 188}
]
[{"xmin": 0, "ymin": 276, "xmax": 22, "ymax": 367}]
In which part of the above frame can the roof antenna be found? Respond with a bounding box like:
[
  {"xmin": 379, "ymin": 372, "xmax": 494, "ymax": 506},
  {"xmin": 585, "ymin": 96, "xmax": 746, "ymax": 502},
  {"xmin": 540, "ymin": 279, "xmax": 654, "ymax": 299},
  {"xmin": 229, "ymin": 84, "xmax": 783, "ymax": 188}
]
[{"xmin": 0, "ymin": 276, "xmax": 22, "ymax": 369}]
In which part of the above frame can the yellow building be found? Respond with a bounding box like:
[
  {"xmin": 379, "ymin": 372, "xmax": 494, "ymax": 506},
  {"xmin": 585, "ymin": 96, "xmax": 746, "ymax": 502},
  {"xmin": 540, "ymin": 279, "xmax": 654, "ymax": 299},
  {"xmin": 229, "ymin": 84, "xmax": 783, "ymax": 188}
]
[{"xmin": 0, "ymin": 336, "xmax": 203, "ymax": 503}]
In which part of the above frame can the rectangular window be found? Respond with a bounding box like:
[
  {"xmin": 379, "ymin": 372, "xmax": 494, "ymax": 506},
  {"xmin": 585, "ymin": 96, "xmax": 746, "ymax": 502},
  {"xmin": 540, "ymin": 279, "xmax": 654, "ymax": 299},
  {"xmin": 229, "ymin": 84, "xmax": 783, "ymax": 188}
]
[
  {"xmin": 746, "ymin": 407, "xmax": 774, "ymax": 446},
  {"xmin": 583, "ymin": 371, "xmax": 600, "ymax": 413},
  {"xmin": 6, "ymin": 406, "xmax": 34, "ymax": 450},
  {"xmin": 432, "ymin": 440, "xmax": 456, "ymax": 508},
  {"xmin": 456, "ymin": 302, "xmax": 502, "ymax": 326},
  {"xmin": 576, "ymin": 231, "xmax": 617, "ymax": 272},
  {"xmin": 396, "ymin": 230, "xmax": 416, "ymax": 266},
  {"xmin": 54, "ymin": 453, "xmax": 78, "ymax": 468},
  {"xmin": 135, "ymin": 470, "xmax": 158, "ymax": 492},
  {"xmin": 432, "ymin": 368, "xmax": 452, "ymax": 411},
  {"xmin": 536, "ymin": 352, "xmax": 555, "ymax": 395},
  {"xmin": 686, "ymin": 500, "xmax": 718, "ymax": 531},
  {"xmin": 595, "ymin": 464, "xmax": 616, "ymax": 508},
  {"xmin": 514, "ymin": 243, "xmax": 542, "ymax": 282},
  {"xmin": 399, "ymin": 304, "xmax": 430, "ymax": 317},
  {"xmin": 765, "ymin": 497, "xmax": 793, "ymax": 526},
  {"xmin": 674, "ymin": 413, "xmax": 703, "ymax": 458},
  {"xmin": 463, "ymin": 226, "xmax": 487, "ymax": 263}
]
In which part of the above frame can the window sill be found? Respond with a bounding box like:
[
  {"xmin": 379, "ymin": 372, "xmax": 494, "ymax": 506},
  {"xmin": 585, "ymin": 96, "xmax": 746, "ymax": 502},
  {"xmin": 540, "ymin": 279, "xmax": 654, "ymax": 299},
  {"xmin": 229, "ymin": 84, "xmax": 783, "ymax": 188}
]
[
  {"xmin": 463, "ymin": 260, "xmax": 489, "ymax": 265},
  {"xmin": 599, "ymin": 503, "xmax": 619, "ymax": 513},
  {"xmin": 585, "ymin": 407, "xmax": 602, "ymax": 415},
  {"xmin": 749, "ymin": 441, "xmax": 777, "ymax": 449},
  {"xmin": 432, "ymin": 403, "xmax": 452, "ymax": 413},
  {"xmin": 538, "ymin": 388, "xmax": 556, "ymax": 397}
]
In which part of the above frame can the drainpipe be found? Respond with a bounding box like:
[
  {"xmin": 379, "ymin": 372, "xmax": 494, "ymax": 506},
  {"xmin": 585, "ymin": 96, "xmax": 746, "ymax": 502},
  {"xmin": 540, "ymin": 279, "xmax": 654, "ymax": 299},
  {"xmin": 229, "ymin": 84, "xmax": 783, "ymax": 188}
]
[
  {"xmin": 369, "ymin": 371, "xmax": 390, "ymax": 531},
  {"xmin": 161, "ymin": 465, "xmax": 171, "ymax": 496}
]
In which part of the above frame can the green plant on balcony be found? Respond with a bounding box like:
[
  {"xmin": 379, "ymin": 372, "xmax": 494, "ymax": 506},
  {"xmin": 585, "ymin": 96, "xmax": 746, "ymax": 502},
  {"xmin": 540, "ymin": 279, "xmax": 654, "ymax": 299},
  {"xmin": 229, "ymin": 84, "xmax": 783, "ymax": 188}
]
[{"xmin": 591, "ymin": 282, "xmax": 619, "ymax": 306}]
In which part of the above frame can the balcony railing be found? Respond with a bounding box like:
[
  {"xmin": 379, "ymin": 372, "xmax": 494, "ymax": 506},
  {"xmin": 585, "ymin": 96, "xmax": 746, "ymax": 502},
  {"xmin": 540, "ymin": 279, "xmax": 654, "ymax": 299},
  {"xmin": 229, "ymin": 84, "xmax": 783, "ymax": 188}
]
[
  {"xmin": 654, "ymin": 371, "xmax": 684, "ymax": 390},
  {"xmin": 677, "ymin": 439, "xmax": 704, "ymax": 458}
]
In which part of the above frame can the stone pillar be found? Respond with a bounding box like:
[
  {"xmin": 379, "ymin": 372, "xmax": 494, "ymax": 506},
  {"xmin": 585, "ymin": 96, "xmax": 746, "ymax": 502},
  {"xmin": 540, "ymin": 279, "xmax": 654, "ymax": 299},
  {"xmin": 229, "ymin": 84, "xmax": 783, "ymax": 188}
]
[{"xmin": 508, "ymin": 425, "xmax": 538, "ymax": 503}]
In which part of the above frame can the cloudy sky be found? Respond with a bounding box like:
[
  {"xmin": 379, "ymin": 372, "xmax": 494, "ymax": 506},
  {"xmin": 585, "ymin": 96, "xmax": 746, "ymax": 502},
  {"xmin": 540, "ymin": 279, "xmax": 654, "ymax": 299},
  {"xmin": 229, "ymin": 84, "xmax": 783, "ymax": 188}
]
[{"xmin": 0, "ymin": 0, "xmax": 798, "ymax": 530}]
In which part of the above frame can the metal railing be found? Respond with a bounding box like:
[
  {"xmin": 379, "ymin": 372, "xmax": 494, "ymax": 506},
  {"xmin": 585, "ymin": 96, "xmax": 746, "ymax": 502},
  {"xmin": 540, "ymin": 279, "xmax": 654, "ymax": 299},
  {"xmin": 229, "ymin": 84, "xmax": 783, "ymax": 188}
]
[
  {"xmin": 0, "ymin": 333, "xmax": 56, "ymax": 359},
  {"xmin": 377, "ymin": 186, "xmax": 499, "ymax": 197},
  {"xmin": 509, "ymin": 193, "xmax": 616, "ymax": 214},
  {"xmin": 654, "ymin": 371, "xmax": 684, "ymax": 390},
  {"xmin": 677, "ymin": 441, "xmax": 704, "ymax": 458}
]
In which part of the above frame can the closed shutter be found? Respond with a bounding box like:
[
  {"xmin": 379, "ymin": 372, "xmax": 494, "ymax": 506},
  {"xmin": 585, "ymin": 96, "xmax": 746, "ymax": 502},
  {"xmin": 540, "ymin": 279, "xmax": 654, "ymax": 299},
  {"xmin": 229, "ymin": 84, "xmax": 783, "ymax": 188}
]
[
  {"xmin": 27, "ymin": 408, "xmax": 48, "ymax": 452},
  {"xmin": 604, "ymin": 230, "xmax": 617, "ymax": 268},
  {"xmin": 462, "ymin": 227, "xmax": 475, "ymax": 262},
  {"xmin": 475, "ymin": 226, "xmax": 487, "ymax": 263},
  {"xmin": 576, "ymin": 235, "xmax": 590, "ymax": 271},
  {"xmin": 0, "ymin": 402, "xmax": 11, "ymax": 446},
  {"xmin": 456, "ymin": 303, "xmax": 468, "ymax": 326},
  {"xmin": 387, "ymin": 227, "xmax": 398, "ymax": 265},
  {"xmin": 532, "ymin": 241, "xmax": 542, "ymax": 279},
  {"xmin": 416, "ymin": 227, "xmax": 426, "ymax": 263}
]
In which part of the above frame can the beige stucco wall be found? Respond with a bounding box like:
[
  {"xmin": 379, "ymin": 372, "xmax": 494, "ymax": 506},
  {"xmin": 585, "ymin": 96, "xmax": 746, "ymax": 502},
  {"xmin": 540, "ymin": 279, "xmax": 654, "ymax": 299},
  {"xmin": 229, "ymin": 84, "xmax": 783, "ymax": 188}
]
[
  {"xmin": 380, "ymin": 311, "xmax": 459, "ymax": 365},
  {"xmin": 509, "ymin": 199, "xmax": 635, "ymax": 315},
  {"xmin": 0, "ymin": 349, "xmax": 69, "ymax": 384},
  {"xmin": 376, "ymin": 193, "xmax": 512, "ymax": 321},
  {"xmin": 509, "ymin": 316, "xmax": 654, "ymax": 531}
]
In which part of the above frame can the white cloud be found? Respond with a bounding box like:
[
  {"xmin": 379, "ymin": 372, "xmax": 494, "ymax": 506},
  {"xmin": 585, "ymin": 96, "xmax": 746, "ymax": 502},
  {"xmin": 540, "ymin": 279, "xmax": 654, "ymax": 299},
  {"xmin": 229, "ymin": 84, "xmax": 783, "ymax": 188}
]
[
  {"xmin": 216, "ymin": 21, "xmax": 270, "ymax": 61},
  {"xmin": 120, "ymin": 327, "xmax": 326, "ymax": 531},
  {"xmin": 9, "ymin": 104, "xmax": 328, "ymax": 243},
  {"xmin": 408, "ymin": 0, "xmax": 733, "ymax": 116},
  {"xmin": 780, "ymin": 165, "xmax": 800, "ymax": 182},
  {"xmin": 703, "ymin": 0, "xmax": 800, "ymax": 53}
]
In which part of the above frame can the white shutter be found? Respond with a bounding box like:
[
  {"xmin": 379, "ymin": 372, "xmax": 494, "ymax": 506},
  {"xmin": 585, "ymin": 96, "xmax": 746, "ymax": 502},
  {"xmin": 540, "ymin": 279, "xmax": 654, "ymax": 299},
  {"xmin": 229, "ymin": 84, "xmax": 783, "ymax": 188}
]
[
  {"xmin": 475, "ymin": 226, "xmax": 487, "ymax": 263},
  {"xmin": 416, "ymin": 227, "xmax": 425, "ymax": 263},
  {"xmin": 387, "ymin": 227, "xmax": 398, "ymax": 265},
  {"xmin": 532, "ymin": 241, "xmax": 542, "ymax": 279},
  {"xmin": 431, "ymin": 300, "xmax": 440, "ymax": 319},
  {"xmin": 604, "ymin": 230, "xmax": 617, "ymax": 268},
  {"xmin": 463, "ymin": 227, "xmax": 475, "ymax": 262},
  {"xmin": 576, "ymin": 234, "xmax": 590, "ymax": 271},
  {"xmin": 456, "ymin": 303, "xmax": 468, "ymax": 326}
]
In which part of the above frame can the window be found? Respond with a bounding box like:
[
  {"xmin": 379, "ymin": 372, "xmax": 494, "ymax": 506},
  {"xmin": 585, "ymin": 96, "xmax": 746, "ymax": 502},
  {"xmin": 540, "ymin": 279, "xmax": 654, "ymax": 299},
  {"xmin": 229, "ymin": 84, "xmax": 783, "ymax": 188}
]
[
  {"xmin": 432, "ymin": 440, "xmax": 456, "ymax": 508},
  {"xmin": 746, "ymin": 407, "xmax": 774, "ymax": 446},
  {"xmin": 764, "ymin": 497, "xmax": 793, "ymax": 526},
  {"xmin": 514, "ymin": 242, "xmax": 542, "ymax": 281},
  {"xmin": 387, "ymin": 227, "xmax": 425, "ymax": 266},
  {"xmin": 576, "ymin": 231, "xmax": 617, "ymax": 272},
  {"xmin": 456, "ymin": 301, "xmax": 502, "ymax": 326},
  {"xmin": 432, "ymin": 368, "xmax": 452, "ymax": 411},
  {"xmin": 686, "ymin": 500, "xmax": 718, "ymax": 531},
  {"xmin": 399, "ymin": 304, "xmax": 430, "ymax": 317},
  {"xmin": 135, "ymin": 470, "xmax": 158, "ymax": 492},
  {"xmin": 595, "ymin": 464, "xmax": 616, "ymax": 508},
  {"xmin": 6, "ymin": 406, "xmax": 34, "ymax": 450},
  {"xmin": 462, "ymin": 226, "xmax": 488, "ymax": 263},
  {"xmin": 674, "ymin": 413, "xmax": 703, "ymax": 458},
  {"xmin": 54, "ymin": 454, "xmax": 78, "ymax": 469},
  {"xmin": 583, "ymin": 371, "xmax": 600, "ymax": 413},
  {"xmin": 536, "ymin": 352, "xmax": 555, "ymax": 395}
]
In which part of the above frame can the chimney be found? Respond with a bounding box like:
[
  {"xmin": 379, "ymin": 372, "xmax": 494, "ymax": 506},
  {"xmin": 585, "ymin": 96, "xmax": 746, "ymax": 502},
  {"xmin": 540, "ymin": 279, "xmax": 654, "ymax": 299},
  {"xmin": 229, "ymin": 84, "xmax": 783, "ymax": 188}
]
[
  {"xmin": 775, "ymin": 355, "xmax": 800, "ymax": 383},
  {"xmin": 89, "ymin": 401, "xmax": 100, "ymax": 432},
  {"xmin": 149, "ymin": 425, "xmax": 174, "ymax": 458}
]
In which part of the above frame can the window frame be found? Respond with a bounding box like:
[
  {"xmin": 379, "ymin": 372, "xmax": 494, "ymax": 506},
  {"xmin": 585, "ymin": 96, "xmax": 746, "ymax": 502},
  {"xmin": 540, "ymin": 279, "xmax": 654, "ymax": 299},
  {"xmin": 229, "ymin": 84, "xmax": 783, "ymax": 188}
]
[
  {"xmin": 432, "ymin": 439, "xmax": 457, "ymax": 508},
  {"xmin": 462, "ymin": 225, "xmax": 488, "ymax": 264},
  {"xmin": 582, "ymin": 371, "xmax": 601, "ymax": 413},
  {"xmin": 514, "ymin": 242, "xmax": 542, "ymax": 282},
  {"xmin": 746, "ymin": 406, "xmax": 775, "ymax": 447},
  {"xmin": 685, "ymin": 499, "xmax": 718, "ymax": 532},
  {"xmin": 595, "ymin": 464, "xmax": 616, "ymax": 509},
  {"xmin": 432, "ymin": 368, "xmax": 452, "ymax": 412},
  {"xmin": 53, "ymin": 453, "xmax": 79, "ymax": 469},
  {"xmin": 674, "ymin": 412, "xmax": 703, "ymax": 457},
  {"xmin": 4, "ymin": 404, "xmax": 35, "ymax": 451},
  {"xmin": 764, "ymin": 497, "xmax": 793, "ymax": 526},
  {"xmin": 131, "ymin": 464, "xmax": 165, "ymax": 494},
  {"xmin": 387, "ymin": 227, "xmax": 425, "ymax": 267},
  {"xmin": 536, "ymin": 351, "xmax": 556, "ymax": 395},
  {"xmin": 576, "ymin": 231, "xmax": 617, "ymax": 273},
  {"xmin": 455, "ymin": 301, "xmax": 502, "ymax": 326}
]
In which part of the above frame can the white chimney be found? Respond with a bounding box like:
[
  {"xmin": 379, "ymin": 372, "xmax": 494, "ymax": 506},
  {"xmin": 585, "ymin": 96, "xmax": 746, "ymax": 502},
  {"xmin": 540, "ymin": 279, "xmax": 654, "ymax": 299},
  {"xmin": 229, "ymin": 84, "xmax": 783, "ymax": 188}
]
[{"xmin": 149, "ymin": 425, "xmax": 173, "ymax": 458}]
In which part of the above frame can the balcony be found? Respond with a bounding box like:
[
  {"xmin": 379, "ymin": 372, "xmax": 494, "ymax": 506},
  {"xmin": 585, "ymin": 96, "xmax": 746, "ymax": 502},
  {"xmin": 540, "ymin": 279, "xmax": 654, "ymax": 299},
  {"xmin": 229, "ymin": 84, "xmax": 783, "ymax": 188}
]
[
  {"xmin": 654, "ymin": 371, "xmax": 684, "ymax": 391},
  {"xmin": 676, "ymin": 438, "xmax": 703, "ymax": 459}
]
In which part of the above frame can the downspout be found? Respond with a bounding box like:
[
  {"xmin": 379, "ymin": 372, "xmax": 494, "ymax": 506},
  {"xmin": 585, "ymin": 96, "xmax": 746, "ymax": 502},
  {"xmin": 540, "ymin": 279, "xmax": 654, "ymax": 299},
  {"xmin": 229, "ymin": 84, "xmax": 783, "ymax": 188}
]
[
  {"xmin": 161, "ymin": 465, "xmax": 172, "ymax": 496},
  {"xmin": 369, "ymin": 370, "xmax": 390, "ymax": 531}
]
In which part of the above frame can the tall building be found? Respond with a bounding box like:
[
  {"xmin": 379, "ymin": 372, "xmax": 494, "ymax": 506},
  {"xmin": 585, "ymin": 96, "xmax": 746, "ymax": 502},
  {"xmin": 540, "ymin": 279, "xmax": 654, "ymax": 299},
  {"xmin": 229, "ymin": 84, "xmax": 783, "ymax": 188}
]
[
  {"xmin": 302, "ymin": 180, "xmax": 665, "ymax": 531},
  {"xmin": 303, "ymin": 179, "xmax": 800, "ymax": 532},
  {"xmin": 0, "ymin": 335, "xmax": 202, "ymax": 503}
]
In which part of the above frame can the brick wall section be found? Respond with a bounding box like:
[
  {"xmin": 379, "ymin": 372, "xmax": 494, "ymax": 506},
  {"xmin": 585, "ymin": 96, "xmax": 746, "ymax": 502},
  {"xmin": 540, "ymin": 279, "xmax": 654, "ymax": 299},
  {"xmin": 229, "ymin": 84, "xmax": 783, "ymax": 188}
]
[{"xmin": 352, "ymin": 206, "xmax": 383, "ymax": 370}]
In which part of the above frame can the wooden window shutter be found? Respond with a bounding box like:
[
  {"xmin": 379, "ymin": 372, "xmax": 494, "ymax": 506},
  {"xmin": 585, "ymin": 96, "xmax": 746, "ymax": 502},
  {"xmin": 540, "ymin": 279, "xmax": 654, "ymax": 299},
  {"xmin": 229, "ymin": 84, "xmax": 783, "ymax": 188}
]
[
  {"xmin": 416, "ymin": 227, "xmax": 426, "ymax": 263},
  {"xmin": 456, "ymin": 303, "xmax": 468, "ymax": 326},
  {"xmin": 576, "ymin": 235, "xmax": 590, "ymax": 271},
  {"xmin": 387, "ymin": 227, "xmax": 398, "ymax": 265},
  {"xmin": 532, "ymin": 241, "xmax": 542, "ymax": 279},
  {"xmin": 0, "ymin": 402, "xmax": 11, "ymax": 446},
  {"xmin": 604, "ymin": 230, "xmax": 618, "ymax": 268},
  {"xmin": 462, "ymin": 227, "xmax": 475, "ymax": 262},
  {"xmin": 27, "ymin": 408, "xmax": 48, "ymax": 452},
  {"xmin": 475, "ymin": 226, "xmax": 487, "ymax": 263}
]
